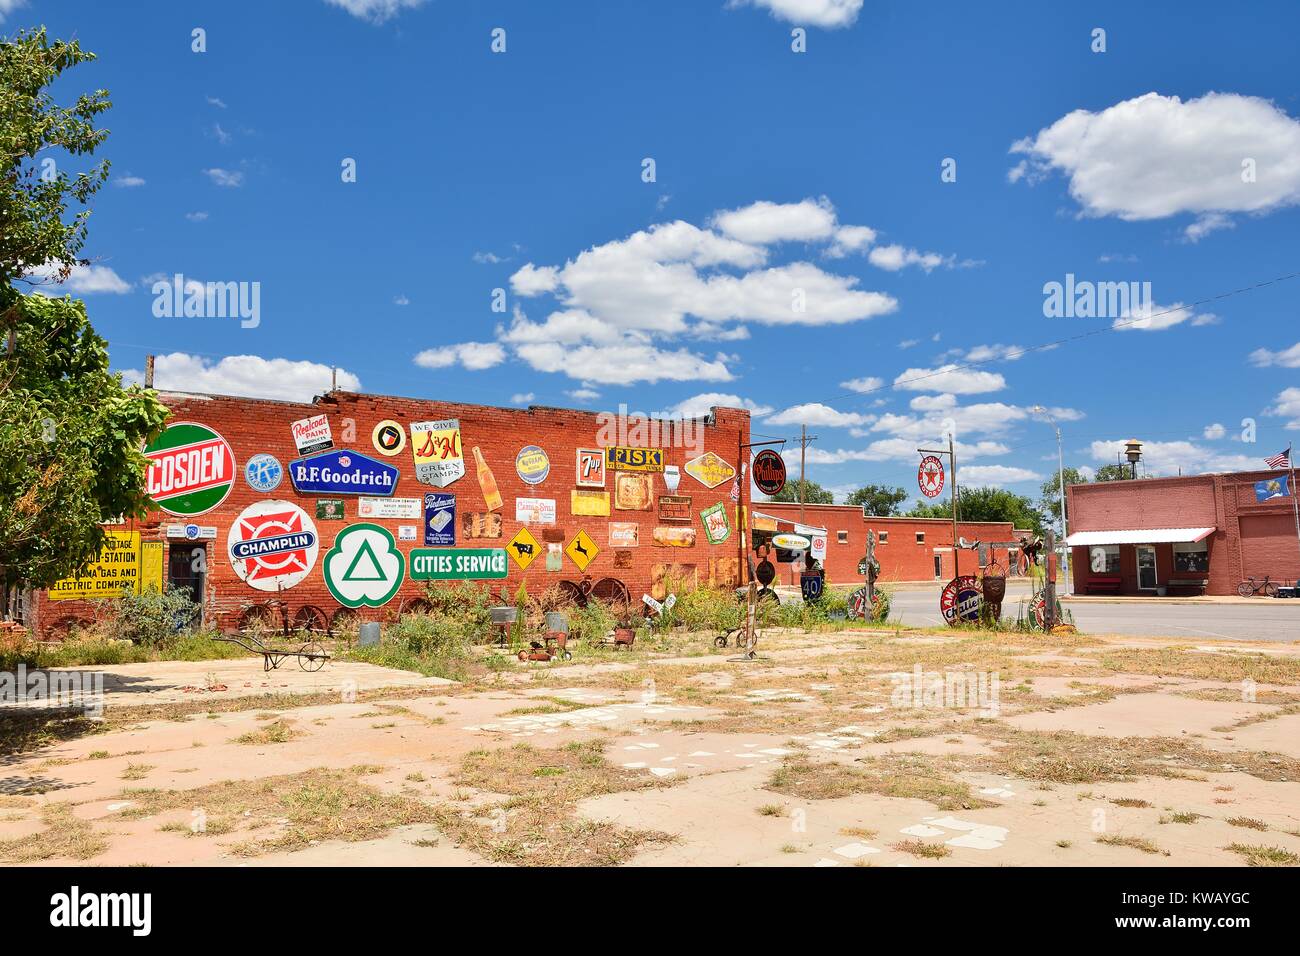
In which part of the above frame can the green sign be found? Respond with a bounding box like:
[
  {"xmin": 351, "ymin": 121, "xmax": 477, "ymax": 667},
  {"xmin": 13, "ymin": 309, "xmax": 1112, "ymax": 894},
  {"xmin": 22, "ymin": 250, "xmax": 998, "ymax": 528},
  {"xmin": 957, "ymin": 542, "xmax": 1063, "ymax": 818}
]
[
  {"xmin": 409, "ymin": 548, "xmax": 508, "ymax": 580},
  {"xmin": 323, "ymin": 524, "xmax": 405, "ymax": 608},
  {"xmin": 143, "ymin": 421, "xmax": 236, "ymax": 517}
]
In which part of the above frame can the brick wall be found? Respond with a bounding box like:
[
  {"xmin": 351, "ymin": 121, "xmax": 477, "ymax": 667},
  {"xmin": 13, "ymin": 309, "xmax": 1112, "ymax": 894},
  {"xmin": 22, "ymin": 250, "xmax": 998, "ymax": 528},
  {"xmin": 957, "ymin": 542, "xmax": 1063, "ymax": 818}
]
[{"xmin": 32, "ymin": 391, "xmax": 751, "ymax": 635}]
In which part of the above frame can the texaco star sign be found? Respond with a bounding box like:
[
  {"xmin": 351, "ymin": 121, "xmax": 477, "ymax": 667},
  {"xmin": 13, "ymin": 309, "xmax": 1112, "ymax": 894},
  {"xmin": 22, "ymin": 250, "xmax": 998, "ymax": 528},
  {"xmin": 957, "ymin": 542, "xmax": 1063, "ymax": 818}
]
[{"xmin": 918, "ymin": 455, "xmax": 945, "ymax": 498}]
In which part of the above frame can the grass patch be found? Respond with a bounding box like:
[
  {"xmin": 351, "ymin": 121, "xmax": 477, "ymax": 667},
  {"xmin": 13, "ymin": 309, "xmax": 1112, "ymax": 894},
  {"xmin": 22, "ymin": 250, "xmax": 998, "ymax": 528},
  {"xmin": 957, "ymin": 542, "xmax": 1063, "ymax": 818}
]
[
  {"xmin": 1096, "ymin": 835, "xmax": 1162, "ymax": 855},
  {"xmin": 0, "ymin": 803, "xmax": 108, "ymax": 862},
  {"xmin": 1224, "ymin": 843, "xmax": 1299, "ymax": 867},
  {"xmin": 756, "ymin": 804, "xmax": 785, "ymax": 817},
  {"xmin": 232, "ymin": 719, "xmax": 301, "ymax": 745},
  {"xmin": 1110, "ymin": 798, "xmax": 1151, "ymax": 808},
  {"xmin": 1099, "ymin": 648, "xmax": 1300, "ymax": 685},
  {"xmin": 892, "ymin": 839, "xmax": 950, "ymax": 859},
  {"xmin": 1162, "ymin": 811, "xmax": 1204, "ymax": 824},
  {"xmin": 765, "ymin": 756, "xmax": 995, "ymax": 811},
  {"xmin": 1226, "ymin": 816, "xmax": 1269, "ymax": 831},
  {"xmin": 120, "ymin": 763, "xmax": 153, "ymax": 781}
]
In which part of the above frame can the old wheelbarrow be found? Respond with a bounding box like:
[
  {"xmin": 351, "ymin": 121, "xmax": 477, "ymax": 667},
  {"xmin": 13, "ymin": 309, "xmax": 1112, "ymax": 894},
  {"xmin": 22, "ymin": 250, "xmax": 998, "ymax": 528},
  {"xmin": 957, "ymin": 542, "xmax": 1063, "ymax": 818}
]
[{"xmin": 216, "ymin": 633, "xmax": 329, "ymax": 672}]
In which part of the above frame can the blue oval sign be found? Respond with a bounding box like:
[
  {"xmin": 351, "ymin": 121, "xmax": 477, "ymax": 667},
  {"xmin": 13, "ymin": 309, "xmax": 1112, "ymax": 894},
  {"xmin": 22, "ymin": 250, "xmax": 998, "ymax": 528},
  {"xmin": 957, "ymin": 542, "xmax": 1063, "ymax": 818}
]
[{"xmin": 289, "ymin": 450, "xmax": 399, "ymax": 497}]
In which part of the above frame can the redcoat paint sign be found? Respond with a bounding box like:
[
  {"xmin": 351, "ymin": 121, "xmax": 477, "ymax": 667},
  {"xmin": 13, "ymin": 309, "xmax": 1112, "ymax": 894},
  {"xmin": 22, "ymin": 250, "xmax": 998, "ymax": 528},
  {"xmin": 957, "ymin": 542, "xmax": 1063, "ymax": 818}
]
[
  {"xmin": 227, "ymin": 500, "xmax": 320, "ymax": 592},
  {"xmin": 144, "ymin": 422, "xmax": 236, "ymax": 516},
  {"xmin": 411, "ymin": 419, "xmax": 465, "ymax": 487},
  {"xmin": 291, "ymin": 413, "xmax": 333, "ymax": 455},
  {"xmin": 576, "ymin": 448, "xmax": 606, "ymax": 487}
]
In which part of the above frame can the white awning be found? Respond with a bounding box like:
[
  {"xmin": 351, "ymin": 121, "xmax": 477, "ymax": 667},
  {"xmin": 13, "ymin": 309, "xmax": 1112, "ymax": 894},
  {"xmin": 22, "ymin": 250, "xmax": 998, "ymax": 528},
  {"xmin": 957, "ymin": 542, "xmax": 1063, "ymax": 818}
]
[{"xmin": 1065, "ymin": 527, "xmax": 1215, "ymax": 547}]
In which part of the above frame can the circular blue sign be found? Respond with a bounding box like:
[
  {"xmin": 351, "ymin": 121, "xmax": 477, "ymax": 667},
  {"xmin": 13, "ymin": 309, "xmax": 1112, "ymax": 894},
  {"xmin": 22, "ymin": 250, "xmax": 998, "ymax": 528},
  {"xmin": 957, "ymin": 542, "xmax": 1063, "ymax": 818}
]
[{"xmin": 245, "ymin": 453, "xmax": 283, "ymax": 492}]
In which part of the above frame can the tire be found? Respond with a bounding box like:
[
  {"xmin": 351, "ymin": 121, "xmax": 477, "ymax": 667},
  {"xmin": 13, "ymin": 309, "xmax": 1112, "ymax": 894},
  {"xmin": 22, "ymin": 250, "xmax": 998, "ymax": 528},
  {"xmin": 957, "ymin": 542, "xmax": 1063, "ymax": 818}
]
[
  {"xmin": 298, "ymin": 641, "xmax": 327, "ymax": 672},
  {"xmin": 1237, "ymin": 581, "xmax": 1255, "ymax": 598},
  {"xmin": 1263, "ymin": 582, "xmax": 1280, "ymax": 598}
]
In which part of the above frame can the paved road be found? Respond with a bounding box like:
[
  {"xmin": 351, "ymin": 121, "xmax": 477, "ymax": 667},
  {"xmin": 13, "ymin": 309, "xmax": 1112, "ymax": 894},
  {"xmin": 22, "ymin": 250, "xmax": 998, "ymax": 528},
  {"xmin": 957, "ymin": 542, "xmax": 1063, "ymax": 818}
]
[{"xmin": 885, "ymin": 582, "xmax": 1300, "ymax": 642}]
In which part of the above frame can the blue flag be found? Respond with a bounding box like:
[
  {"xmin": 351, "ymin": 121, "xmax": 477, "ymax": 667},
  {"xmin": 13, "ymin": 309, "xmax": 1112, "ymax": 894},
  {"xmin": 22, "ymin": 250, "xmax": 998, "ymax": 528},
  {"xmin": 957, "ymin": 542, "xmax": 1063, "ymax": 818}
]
[{"xmin": 1255, "ymin": 474, "xmax": 1291, "ymax": 502}]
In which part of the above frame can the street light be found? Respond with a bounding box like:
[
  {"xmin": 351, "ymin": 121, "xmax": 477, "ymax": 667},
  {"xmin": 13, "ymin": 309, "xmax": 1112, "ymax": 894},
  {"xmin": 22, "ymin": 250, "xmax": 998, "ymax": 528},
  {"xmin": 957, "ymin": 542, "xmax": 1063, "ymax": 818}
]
[{"xmin": 1030, "ymin": 405, "xmax": 1070, "ymax": 596}]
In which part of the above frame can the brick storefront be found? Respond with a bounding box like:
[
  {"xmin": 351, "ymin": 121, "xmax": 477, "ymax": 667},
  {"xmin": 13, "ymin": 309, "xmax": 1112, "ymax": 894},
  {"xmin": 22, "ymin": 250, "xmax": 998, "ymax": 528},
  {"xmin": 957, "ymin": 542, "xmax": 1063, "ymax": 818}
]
[
  {"xmin": 31, "ymin": 391, "xmax": 751, "ymax": 636},
  {"xmin": 1066, "ymin": 469, "xmax": 1300, "ymax": 596}
]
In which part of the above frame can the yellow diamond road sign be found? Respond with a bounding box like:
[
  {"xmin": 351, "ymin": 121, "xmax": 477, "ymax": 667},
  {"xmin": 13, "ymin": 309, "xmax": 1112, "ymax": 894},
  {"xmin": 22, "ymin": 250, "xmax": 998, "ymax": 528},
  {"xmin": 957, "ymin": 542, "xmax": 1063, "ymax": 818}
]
[
  {"xmin": 565, "ymin": 530, "xmax": 599, "ymax": 572},
  {"xmin": 507, "ymin": 526, "xmax": 540, "ymax": 570}
]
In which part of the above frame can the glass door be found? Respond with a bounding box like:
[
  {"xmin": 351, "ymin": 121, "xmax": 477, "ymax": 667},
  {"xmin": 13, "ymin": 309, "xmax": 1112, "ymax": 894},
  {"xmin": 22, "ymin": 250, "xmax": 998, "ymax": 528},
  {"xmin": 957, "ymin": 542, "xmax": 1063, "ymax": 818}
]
[{"xmin": 1136, "ymin": 545, "xmax": 1157, "ymax": 590}]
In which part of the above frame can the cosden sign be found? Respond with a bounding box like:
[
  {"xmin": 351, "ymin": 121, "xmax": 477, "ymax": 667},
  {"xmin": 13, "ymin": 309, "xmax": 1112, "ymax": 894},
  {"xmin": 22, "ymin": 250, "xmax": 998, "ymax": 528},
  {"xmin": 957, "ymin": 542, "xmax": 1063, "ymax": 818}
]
[
  {"xmin": 605, "ymin": 446, "xmax": 663, "ymax": 472},
  {"xmin": 290, "ymin": 450, "xmax": 399, "ymax": 496},
  {"xmin": 752, "ymin": 449, "xmax": 786, "ymax": 496},
  {"xmin": 144, "ymin": 422, "xmax": 236, "ymax": 516}
]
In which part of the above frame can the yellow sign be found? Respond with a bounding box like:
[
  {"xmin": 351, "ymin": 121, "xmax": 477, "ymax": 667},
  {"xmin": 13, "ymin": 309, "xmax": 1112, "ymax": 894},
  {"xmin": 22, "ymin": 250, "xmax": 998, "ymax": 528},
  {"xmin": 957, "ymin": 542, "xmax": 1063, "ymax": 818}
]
[
  {"xmin": 48, "ymin": 531, "xmax": 144, "ymax": 601},
  {"xmin": 684, "ymin": 452, "xmax": 736, "ymax": 489},
  {"xmin": 570, "ymin": 489, "xmax": 610, "ymax": 517},
  {"xmin": 565, "ymin": 530, "xmax": 599, "ymax": 572},
  {"xmin": 507, "ymin": 526, "xmax": 540, "ymax": 570}
]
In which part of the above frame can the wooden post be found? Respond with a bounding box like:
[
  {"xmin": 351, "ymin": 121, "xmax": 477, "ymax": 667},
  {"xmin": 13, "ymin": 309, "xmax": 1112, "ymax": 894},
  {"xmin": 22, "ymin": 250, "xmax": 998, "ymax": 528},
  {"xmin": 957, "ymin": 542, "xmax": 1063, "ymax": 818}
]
[
  {"xmin": 144, "ymin": 354, "xmax": 155, "ymax": 388},
  {"xmin": 1043, "ymin": 528, "xmax": 1057, "ymax": 629},
  {"xmin": 949, "ymin": 432, "xmax": 959, "ymax": 580}
]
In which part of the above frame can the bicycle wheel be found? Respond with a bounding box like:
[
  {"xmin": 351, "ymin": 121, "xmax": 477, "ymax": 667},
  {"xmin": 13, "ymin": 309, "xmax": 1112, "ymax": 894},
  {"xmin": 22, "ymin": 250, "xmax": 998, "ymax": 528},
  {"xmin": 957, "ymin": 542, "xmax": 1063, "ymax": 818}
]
[
  {"xmin": 1237, "ymin": 581, "xmax": 1255, "ymax": 598},
  {"xmin": 1263, "ymin": 582, "xmax": 1279, "ymax": 598}
]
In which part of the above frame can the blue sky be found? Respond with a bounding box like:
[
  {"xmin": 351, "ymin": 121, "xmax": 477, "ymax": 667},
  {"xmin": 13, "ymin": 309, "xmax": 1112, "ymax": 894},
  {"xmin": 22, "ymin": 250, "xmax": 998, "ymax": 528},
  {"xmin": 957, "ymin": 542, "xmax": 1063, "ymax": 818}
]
[{"xmin": 13, "ymin": 0, "xmax": 1300, "ymax": 503}]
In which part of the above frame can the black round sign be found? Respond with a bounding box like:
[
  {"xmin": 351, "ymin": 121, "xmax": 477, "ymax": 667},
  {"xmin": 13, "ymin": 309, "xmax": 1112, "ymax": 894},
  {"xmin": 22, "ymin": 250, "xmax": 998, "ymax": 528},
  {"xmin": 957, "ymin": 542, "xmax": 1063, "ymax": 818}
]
[
  {"xmin": 753, "ymin": 449, "xmax": 787, "ymax": 496},
  {"xmin": 375, "ymin": 423, "xmax": 403, "ymax": 451},
  {"xmin": 755, "ymin": 559, "xmax": 776, "ymax": 586}
]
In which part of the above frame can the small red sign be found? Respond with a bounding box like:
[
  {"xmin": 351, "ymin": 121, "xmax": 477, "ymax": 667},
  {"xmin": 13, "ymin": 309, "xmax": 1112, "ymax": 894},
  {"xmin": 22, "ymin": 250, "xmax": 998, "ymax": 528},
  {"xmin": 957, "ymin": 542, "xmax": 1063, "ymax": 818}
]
[{"xmin": 918, "ymin": 455, "xmax": 945, "ymax": 498}]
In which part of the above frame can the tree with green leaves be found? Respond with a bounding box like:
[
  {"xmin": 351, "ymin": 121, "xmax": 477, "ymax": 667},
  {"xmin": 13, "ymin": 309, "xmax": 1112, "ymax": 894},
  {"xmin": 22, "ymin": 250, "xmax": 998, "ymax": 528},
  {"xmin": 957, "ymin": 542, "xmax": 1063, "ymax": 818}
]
[
  {"xmin": 907, "ymin": 486, "xmax": 1044, "ymax": 532},
  {"xmin": 766, "ymin": 477, "xmax": 834, "ymax": 505},
  {"xmin": 1038, "ymin": 466, "xmax": 1089, "ymax": 525},
  {"xmin": 845, "ymin": 483, "xmax": 908, "ymax": 516},
  {"xmin": 1, "ymin": 29, "xmax": 169, "ymax": 605}
]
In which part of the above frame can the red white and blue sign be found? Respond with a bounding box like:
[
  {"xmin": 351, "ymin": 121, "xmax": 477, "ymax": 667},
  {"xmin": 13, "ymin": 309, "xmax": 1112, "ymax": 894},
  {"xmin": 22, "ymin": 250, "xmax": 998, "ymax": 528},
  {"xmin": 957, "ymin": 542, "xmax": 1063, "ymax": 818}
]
[
  {"xmin": 227, "ymin": 500, "xmax": 320, "ymax": 592},
  {"xmin": 424, "ymin": 493, "xmax": 456, "ymax": 546},
  {"xmin": 290, "ymin": 450, "xmax": 399, "ymax": 497},
  {"xmin": 940, "ymin": 575, "xmax": 982, "ymax": 625}
]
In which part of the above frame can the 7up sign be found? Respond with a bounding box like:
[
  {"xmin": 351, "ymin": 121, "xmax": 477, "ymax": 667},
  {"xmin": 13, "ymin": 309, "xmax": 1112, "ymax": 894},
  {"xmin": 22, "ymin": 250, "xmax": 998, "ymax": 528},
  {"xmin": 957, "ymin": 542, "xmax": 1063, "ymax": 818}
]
[
  {"xmin": 145, "ymin": 422, "xmax": 237, "ymax": 516},
  {"xmin": 323, "ymin": 523, "xmax": 405, "ymax": 608}
]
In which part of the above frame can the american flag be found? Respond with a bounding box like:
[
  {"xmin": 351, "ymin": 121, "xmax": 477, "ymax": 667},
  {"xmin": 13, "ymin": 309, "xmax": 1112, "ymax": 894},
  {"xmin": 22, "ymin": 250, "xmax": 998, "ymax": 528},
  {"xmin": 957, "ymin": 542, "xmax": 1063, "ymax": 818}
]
[{"xmin": 1265, "ymin": 446, "xmax": 1291, "ymax": 469}]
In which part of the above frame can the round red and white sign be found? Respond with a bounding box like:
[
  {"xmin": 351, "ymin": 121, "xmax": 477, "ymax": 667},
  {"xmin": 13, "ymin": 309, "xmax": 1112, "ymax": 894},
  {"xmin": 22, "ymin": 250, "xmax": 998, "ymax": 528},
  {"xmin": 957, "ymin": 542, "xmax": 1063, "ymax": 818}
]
[
  {"xmin": 918, "ymin": 455, "xmax": 945, "ymax": 498},
  {"xmin": 939, "ymin": 575, "xmax": 982, "ymax": 625},
  {"xmin": 227, "ymin": 500, "xmax": 320, "ymax": 592}
]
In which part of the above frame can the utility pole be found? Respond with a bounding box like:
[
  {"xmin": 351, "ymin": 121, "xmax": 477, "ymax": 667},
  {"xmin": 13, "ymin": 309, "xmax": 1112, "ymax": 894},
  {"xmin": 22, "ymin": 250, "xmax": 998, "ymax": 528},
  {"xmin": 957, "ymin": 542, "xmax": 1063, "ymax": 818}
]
[
  {"xmin": 799, "ymin": 424, "xmax": 806, "ymax": 526},
  {"xmin": 950, "ymin": 432, "xmax": 960, "ymax": 580}
]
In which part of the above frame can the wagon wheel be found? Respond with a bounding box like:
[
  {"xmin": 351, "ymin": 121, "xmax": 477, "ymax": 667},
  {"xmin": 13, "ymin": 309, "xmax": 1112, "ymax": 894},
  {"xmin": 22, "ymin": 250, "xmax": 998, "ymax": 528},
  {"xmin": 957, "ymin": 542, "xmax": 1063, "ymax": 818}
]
[
  {"xmin": 48, "ymin": 616, "xmax": 91, "ymax": 637},
  {"xmin": 555, "ymin": 579, "xmax": 588, "ymax": 609},
  {"xmin": 399, "ymin": 596, "xmax": 433, "ymax": 617},
  {"xmin": 590, "ymin": 577, "xmax": 631, "ymax": 611},
  {"xmin": 298, "ymin": 641, "xmax": 327, "ymax": 672},
  {"xmin": 238, "ymin": 602, "xmax": 284, "ymax": 634},
  {"xmin": 291, "ymin": 605, "xmax": 329, "ymax": 635},
  {"xmin": 329, "ymin": 607, "xmax": 363, "ymax": 639}
]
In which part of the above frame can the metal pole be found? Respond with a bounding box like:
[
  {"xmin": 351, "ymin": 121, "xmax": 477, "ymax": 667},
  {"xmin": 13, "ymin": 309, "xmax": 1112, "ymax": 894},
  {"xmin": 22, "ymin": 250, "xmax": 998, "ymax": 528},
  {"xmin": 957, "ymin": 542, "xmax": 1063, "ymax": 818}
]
[
  {"xmin": 950, "ymin": 432, "xmax": 959, "ymax": 580},
  {"xmin": 1056, "ymin": 423, "xmax": 1070, "ymax": 596},
  {"xmin": 738, "ymin": 428, "xmax": 747, "ymax": 586},
  {"xmin": 1289, "ymin": 446, "xmax": 1300, "ymax": 573},
  {"xmin": 799, "ymin": 424, "xmax": 806, "ymax": 526}
]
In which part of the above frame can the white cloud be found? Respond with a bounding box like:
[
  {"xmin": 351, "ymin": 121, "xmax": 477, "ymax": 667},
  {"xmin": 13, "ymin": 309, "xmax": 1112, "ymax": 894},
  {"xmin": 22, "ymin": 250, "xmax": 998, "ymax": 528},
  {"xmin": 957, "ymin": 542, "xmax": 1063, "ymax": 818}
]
[
  {"xmin": 1009, "ymin": 92, "xmax": 1300, "ymax": 238},
  {"xmin": 393, "ymin": 294, "xmax": 409, "ymax": 306},
  {"xmin": 657, "ymin": 393, "xmax": 774, "ymax": 419},
  {"xmin": 513, "ymin": 341, "xmax": 733, "ymax": 385},
  {"xmin": 1203, "ymin": 423, "xmax": 1227, "ymax": 440},
  {"xmin": 211, "ymin": 123, "xmax": 231, "ymax": 145},
  {"xmin": 963, "ymin": 343, "xmax": 1029, "ymax": 363},
  {"xmin": 727, "ymin": 0, "xmax": 864, "ymax": 29},
  {"xmin": 566, "ymin": 388, "xmax": 601, "ymax": 403},
  {"xmin": 712, "ymin": 197, "xmax": 837, "ymax": 245},
  {"xmin": 203, "ymin": 168, "xmax": 244, "ymax": 187},
  {"xmin": 1250, "ymin": 342, "xmax": 1300, "ymax": 368},
  {"xmin": 868, "ymin": 244, "xmax": 947, "ymax": 272},
  {"xmin": 27, "ymin": 262, "xmax": 131, "ymax": 295},
  {"xmin": 510, "ymin": 392, "xmax": 534, "ymax": 405},
  {"xmin": 1089, "ymin": 439, "xmax": 1261, "ymax": 477},
  {"xmin": 1114, "ymin": 300, "xmax": 1217, "ymax": 332},
  {"xmin": 113, "ymin": 174, "xmax": 146, "ymax": 188},
  {"xmin": 959, "ymin": 465, "xmax": 1042, "ymax": 486},
  {"xmin": 473, "ymin": 251, "xmax": 505, "ymax": 264},
  {"xmin": 413, "ymin": 342, "xmax": 506, "ymax": 371},
  {"xmin": 1268, "ymin": 387, "xmax": 1300, "ymax": 429},
  {"xmin": 121, "ymin": 353, "xmax": 360, "ymax": 402},
  {"xmin": 206, "ymin": 96, "xmax": 227, "ymax": 109},
  {"xmin": 826, "ymin": 225, "xmax": 877, "ymax": 258},
  {"xmin": 765, "ymin": 403, "xmax": 874, "ymax": 428},
  {"xmin": 840, "ymin": 376, "xmax": 883, "ymax": 393},
  {"xmin": 185, "ymin": 211, "xmax": 209, "ymax": 222},
  {"xmin": 0, "ymin": 1, "xmax": 28, "ymax": 22},
  {"xmin": 510, "ymin": 263, "xmax": 560, "ymax": 296},
  {"xmin": 323, "ymin": 0, "xmax": 427, "ymax": 23},
  {"xmin": 893, "ymin": 365, "xmax": 1007, "ymax": 394}
]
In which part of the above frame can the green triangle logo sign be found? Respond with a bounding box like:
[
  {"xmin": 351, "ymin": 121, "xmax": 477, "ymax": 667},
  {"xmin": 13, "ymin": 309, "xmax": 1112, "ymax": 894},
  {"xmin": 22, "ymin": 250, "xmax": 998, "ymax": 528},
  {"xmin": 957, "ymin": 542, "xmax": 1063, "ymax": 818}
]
[
  {"xmin": 323, "ymin": 523, "xmax": 405, "ymax": 608},
  {"xmin": 342, "ymin": 539, "xmax": 384, "ymax": 581}
]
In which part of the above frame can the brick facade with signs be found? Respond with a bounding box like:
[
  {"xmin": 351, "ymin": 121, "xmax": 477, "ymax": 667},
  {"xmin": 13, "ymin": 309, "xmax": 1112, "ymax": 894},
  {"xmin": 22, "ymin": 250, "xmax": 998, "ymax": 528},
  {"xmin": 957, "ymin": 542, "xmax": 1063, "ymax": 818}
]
[
  {"xmin": 30, "ymin": 391, "xmax": 751, "ymax": 636},
  {"xmin": 1066, "ymin": 470, "xmax": 1300, "ymax": 596},
  {"xmin": 755, "ymin": 502, "xmax": 1029, "ymax": 586}
]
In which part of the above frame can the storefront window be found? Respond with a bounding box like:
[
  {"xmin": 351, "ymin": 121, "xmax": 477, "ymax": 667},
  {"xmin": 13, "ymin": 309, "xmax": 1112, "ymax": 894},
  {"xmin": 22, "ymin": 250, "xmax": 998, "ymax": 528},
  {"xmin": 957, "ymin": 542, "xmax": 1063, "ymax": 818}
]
[
  {"xmin": 1089, "ymin": 545, "xmax": 1120, "ymax": 573},
  {"xmin": 1173, "ymin": 541, "xmax": 1209, "ymax": 573}
]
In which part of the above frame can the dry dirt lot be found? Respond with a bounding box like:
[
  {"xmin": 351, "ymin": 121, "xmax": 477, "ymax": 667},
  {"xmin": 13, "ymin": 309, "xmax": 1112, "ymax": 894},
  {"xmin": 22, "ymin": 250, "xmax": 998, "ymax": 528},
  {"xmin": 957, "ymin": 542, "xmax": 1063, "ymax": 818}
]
[{"xmin": 3, "ymin": 626, "xmax": 1300, "ymax": 868}]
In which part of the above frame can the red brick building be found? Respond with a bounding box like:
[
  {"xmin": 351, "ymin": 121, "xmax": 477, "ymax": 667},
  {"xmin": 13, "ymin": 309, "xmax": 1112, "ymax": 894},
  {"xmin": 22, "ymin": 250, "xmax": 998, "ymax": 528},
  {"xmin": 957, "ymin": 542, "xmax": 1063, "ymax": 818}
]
[
  {"xmin": 30, "ymin": 390, "xmax": 752, "ymax": 635},
  {"xmin": 1065, "ymin": 469, "xmax": 1300, "ymax": 596},
  {"xmin": 755, "ymin": 502, "xmax": 1029, "ymax": 586}
]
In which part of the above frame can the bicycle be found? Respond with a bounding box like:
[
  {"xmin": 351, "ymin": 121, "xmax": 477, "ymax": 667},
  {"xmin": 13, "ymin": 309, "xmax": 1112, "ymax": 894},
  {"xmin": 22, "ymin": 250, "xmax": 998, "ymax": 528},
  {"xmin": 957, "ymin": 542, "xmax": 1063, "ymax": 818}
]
[{"xmin": 1237, "ymin": 576, "xmax": 1279, "ymax": 598}]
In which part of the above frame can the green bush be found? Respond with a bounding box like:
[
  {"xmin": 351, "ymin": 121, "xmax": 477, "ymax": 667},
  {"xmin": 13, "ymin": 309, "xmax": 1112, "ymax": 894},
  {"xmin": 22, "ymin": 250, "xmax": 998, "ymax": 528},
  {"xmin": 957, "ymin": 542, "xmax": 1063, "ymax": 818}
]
[
  {"xmin": 108, "ymin": 586, "xmax": 199, "ymax": 646},
  {"xmin": 675, "ymin": 587, "xmax": 741, "ymax": 632},
  {"xmin": 567, "ymin": 600, "xmax": 616, "ymax": 644},
  {"xmin": 354, "ymin": 611, "xmax": 473, "ymax": 679}
]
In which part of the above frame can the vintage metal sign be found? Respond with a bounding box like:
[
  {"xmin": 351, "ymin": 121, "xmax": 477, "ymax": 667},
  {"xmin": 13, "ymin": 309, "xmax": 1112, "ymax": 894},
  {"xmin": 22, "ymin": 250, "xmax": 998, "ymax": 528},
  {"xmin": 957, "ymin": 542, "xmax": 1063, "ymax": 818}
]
[
  {"xmin": 423, "ymin": 493, "xmax": 455, "ymax": 546},
  {"xmin": 315, "ymin": 499, "xmax": 345, "ymax": 521},
  {"xmin": 244, "ymin": 453, "xmax": 283, "ymax": 493},
  {"xmin": 918, "ymin": 455, "xmax": 945, "ymax": 499},
  {"xmin": 461, "ymin": 512, "xmax": 502, "ymax": 539},
  {"xmin": 752, "ymin": 450, "xmax": 786, "ymax": 497},
  {"xmin": 605, "ymin": 446, "xmax": 664, "ymax": 472},
  {"xmin": 700, "ymin": 502, "xmax": 731, "ymax": 545},
  {"xmin": 165, "ymin": 524, "xmax": 217, "ymax": 540},
  {"xmin": 576, "ymin": 448, "xmax": 606, "ymax": 487},
  {"xmin": 515, "ymin": 497, "xmax": 556, "ymax": 524},
  {"xmin": 507, "ymin": 526, "xmax": 540, "ymax": 569},
  {"xmin": 795, "ymin": 523, "xmax": 827, "ymax": 560},
  {"xmin": 358, "ymin": 496, "xmax": 421, "ymax": 520},
  {"xmin": 658, "ymin": 495, "xmax": 693, "ymax": 522},
  {"xmin": 608, "ymin": 522, "xmax": 639, "ymax": 548},
  {"xmin": 571, "ymin": 489, "xmax": 610, "ymax": 517},
  {"xmin": 684, "ymin": 451, "xmax": 735, "ymax": 489},
  {"xmin": 291, "ymin": 413, "xmax": 333, "ymax": 456},
  {"xmin": 48, "ymin": 531, "xmax": 146, "ymax": 601},
  {"xmin": 411, "ymin": 419, "xmax": 465, "ymax": 487},
  {"xmin": 565, "ymin": 530, "xmax": 599, "ymax": 571},
  {"xmin": 398, "ymin": 525, "xmax": 418, "ymax": 541},
  {"xmin": 144, "ymin": 422, "xmax": 237, "ymax": 517},
  {"xmin": 371, "ymin": 419, "xmax": 407, "ymax": 457},
  {"xmin": 409, "ymin": 547, "xmax": 509, "ymax": 580},
  {"xmin": 227, "ymin": 500, "xmax": 319, "ymax": 592},
  {"xmin": 290, "ymin": 450, "xmax": 399, "ymax": 496},
  {"xmin": 515, "ymin": 445, "xmax": 551, "ymax": 485},
  {"xmin": 323, "ymin": 523, "xmax": 406, "ymax": 608},
  {"xmin": 772, "ymin": 532, "xmax": 811, "ymax": 551},
  {"xmin": 940, "ymin": 575, "xmax": 982, "ymax": 625}
]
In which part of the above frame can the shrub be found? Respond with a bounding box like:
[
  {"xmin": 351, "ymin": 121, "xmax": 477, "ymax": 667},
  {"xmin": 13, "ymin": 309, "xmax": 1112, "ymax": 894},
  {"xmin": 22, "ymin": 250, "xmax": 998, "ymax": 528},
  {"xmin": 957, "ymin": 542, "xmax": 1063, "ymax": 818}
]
[
  {"xmin": 675, "ymin": 587, "xmax": 741, "ymax": 632},
  {"xmin": 108, "ymin": 586, "xmax": 199, "ymax": 646},
  {"xmin": 567, "ymin": 599, "xmax": 616, "ymax": 644},
  {"xmin": 351, "ymin": 611, "xmax": 473, "ymax": 679}
]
